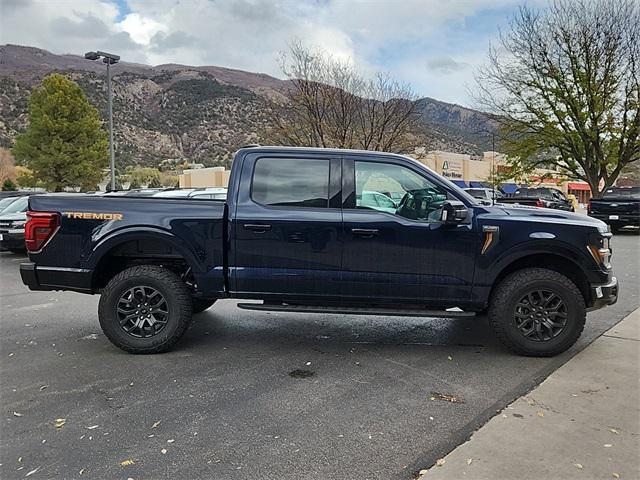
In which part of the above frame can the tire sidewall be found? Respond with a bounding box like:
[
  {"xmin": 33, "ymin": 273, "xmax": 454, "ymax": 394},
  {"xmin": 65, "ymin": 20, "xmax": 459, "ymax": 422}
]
[
  {"xmin": 99, "ymin": 272, "xmax": 187, "ymax": 352},
  {"xmin": 500, "ymin": 277, "xmax": 584, "ymax": 355}
]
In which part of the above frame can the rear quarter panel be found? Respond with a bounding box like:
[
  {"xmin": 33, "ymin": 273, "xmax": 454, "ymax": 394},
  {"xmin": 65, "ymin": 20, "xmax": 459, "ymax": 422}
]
[{"xmin": 28, "ymin": 194, "xmax": 226, "ymax": 293}]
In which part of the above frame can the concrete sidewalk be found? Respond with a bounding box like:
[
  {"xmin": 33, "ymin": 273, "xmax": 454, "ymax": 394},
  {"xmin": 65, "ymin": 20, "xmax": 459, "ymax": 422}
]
[{"xmin": 419, "ymin": 309, "xmax": 640, "ymax": 480}]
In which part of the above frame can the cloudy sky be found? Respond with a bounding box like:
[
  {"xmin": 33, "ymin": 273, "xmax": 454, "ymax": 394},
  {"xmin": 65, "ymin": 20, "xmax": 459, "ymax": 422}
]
[{"xmin": 0, "ymin": 0, "xmax": 545, "ymax": 107}]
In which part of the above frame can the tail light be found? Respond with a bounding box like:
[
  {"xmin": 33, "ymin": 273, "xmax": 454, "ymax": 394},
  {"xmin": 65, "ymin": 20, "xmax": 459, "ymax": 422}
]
[
  {"xmin": 535, "ymin": 199, "xmax": 544, "ymax": 208},
  {"xmin": 25, "ymin": 211, "xmax": 60, "ymax": 253}
]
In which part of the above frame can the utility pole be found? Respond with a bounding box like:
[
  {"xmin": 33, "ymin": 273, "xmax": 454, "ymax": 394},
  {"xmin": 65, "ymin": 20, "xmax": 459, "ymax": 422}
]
[{"xmin": 85, "ymin": 50, "xmax": 120, "ymax": 191}]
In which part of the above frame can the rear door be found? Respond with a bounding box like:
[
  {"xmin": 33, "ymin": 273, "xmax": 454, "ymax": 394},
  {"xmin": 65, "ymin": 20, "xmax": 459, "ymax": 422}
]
[{"xmin": 230, "ymin": 152, "xmax": 342, "ymax": 298}]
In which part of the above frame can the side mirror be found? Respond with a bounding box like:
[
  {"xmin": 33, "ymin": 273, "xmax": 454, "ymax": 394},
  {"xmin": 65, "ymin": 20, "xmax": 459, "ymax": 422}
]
[{"xmin": 441, "ymin": 200, "xmax": 468, "ymax": 224}]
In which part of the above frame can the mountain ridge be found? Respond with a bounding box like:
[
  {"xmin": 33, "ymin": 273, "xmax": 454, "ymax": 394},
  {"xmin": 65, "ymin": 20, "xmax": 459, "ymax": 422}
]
[{"xmin": 0, "ymin": 44, "xmax": 497, "ymax": 168}]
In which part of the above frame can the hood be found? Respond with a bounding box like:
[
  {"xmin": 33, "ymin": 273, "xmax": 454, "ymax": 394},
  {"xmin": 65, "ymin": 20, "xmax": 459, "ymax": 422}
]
[
  {"xmin": 487, "ymin": 204, "xmax": 606, "ymax": 229},
  {"xmin": 0, "ymin": 212, "xmax": 27, "ymax": 222}
]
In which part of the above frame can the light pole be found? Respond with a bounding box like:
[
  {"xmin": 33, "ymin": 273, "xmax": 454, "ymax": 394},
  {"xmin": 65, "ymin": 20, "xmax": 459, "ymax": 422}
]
[
  {"xmin": 472, "ymin": 128, "xmax": 498, "ymax": 204},
  {"xmin": 85, "ymin": 50, "xmax": 120, "ymax": 191}
]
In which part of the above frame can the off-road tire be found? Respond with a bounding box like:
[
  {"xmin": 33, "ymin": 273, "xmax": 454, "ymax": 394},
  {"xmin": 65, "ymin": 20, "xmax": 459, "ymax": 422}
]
[
  {"xmin": 488, "ymin": 268, "xmax": 586, "ymax": 357},
  {"xmin": 192, "ymin": 298, "xmax": 217, "ymax": 314},
  {"xmin": 98, "ymin": 265, "xmax": 193, "ymax": 354}
]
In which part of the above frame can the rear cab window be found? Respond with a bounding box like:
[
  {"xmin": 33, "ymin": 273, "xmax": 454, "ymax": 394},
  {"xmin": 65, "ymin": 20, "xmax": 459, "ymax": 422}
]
[{"xmin": 251, "ymin": 158, "xmax": 330, "ymax": 208}]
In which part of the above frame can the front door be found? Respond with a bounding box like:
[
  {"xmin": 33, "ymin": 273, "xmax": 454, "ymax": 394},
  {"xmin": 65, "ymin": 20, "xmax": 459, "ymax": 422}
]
[
  {"xmin": 341, "ymin": 156, "xmax": 478, "ymax": 305},
  {"xmin": 231, "ymin": 153, "xmax": 343, "ymax": 298}
]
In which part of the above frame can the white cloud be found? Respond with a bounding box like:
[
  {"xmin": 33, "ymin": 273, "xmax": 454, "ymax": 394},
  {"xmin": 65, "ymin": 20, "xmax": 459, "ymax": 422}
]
[{"xmin": 0, "ymin": 0, "xmax": 530, "ymax": 105}]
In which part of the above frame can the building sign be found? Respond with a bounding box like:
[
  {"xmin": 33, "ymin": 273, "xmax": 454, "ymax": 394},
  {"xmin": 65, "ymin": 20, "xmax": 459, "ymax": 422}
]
[{"xmin": 440, "ymin": 159, "xmax": 463, "ymax": 179}]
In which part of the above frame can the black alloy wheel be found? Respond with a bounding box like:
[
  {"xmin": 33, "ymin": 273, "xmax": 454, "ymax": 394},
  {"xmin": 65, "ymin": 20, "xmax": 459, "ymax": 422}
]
[
  {"xmin": 513, "ymin": 290, "xmax": 567, "ymax": 341},
  {"xmin": 116, "ymin": 286, "xmax": 169, "ymax": 338}
]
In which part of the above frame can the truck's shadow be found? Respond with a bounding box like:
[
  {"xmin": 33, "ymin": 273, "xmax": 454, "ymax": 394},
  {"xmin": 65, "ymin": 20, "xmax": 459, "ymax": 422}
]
[{"xmin": 179, "ymin": 304, "xmax": 497, "ymax": 353}]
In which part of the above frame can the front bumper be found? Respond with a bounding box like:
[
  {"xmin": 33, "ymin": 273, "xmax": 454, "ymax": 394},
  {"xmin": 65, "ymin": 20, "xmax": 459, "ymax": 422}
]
[
  {"xmin": 588, "ymin": 276, "xmax": 618, "ymax": 311},
  {"xmin": 0, "ymin": 230, "xmax": 25, "ymax": 251}
]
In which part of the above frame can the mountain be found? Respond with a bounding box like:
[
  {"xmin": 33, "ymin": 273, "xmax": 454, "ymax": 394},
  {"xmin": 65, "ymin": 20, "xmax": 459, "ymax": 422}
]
[{"xmin": 0, "ymin": 44, "xmax": 497, "ymax": 168}]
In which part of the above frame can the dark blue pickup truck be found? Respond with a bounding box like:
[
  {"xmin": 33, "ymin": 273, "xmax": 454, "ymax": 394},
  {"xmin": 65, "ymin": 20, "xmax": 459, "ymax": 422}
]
[{"xmin": 20, "ymin": 146, "xmax": 618, "ymax": 356}]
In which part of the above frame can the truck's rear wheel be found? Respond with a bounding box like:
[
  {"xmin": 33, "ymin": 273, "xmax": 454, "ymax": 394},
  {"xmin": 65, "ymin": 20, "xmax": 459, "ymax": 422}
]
[
  {"xmin": 98, "ymin": 265, "xmax": 193, "ymax": 354},
  {"xmin": 488, "ymin": 268, "xmax": 585, "ymax": 357},
  {"xmin": 192, "ymin": 298, "xmax": 217, "ymax": 314}
]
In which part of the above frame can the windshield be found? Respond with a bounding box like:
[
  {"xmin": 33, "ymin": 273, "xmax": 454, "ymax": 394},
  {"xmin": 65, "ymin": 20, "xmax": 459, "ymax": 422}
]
[
  {"xmin": 1, "ymin": 195, "xmax": 28, "ymax": 213},
  {"xmin": 0, "ymin": 196, "xmax": 21, "ymax": 212},
  {"xmin": 465, "ymin": 189, "xmax": 487, "ymax": 198},
  {"xmin": 603, "ymin": 187, "xmax": 640, "ymax": 199},
  {"xmin": 513, "ymin": 188, "xmax": 560, "ymax": 199}
]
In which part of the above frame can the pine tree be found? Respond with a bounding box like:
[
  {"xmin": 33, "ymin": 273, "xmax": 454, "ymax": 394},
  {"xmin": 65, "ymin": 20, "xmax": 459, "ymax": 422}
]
[
  {"xmin": 12, "ymin": 74, "xmax": 109, "ymax": 192},
  {"xmin": 2, "ymin": 179, "xmax": 17, "ymax": 191}
]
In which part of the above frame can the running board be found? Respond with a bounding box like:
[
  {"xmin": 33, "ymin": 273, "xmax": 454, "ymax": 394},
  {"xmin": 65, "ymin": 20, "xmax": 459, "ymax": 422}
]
[{"xmin": 236, "ymin": 303, "xmax": 476, "ymax": 318}]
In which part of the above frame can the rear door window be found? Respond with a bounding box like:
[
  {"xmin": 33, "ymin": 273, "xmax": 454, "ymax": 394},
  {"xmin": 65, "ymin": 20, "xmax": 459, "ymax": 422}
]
[{"xmin": 252, "ymin": 158, "xmax": 330, "ymax": 208}]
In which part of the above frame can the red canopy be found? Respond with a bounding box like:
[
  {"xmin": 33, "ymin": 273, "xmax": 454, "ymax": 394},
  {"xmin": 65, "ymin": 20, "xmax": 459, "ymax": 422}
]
[{"xmin": 567, "ymin": 183, "xmax": 591, "ymax": 191}]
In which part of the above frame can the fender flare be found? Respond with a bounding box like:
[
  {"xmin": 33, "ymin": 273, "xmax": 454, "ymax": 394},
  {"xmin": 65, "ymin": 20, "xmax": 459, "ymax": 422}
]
[
  {"xmin": 483, "ymin": 239, "xmax": 592, "ymax": 286},
  {"xmin": 87, "ymin": 226, "xmax": 204, "ymax": 274}
]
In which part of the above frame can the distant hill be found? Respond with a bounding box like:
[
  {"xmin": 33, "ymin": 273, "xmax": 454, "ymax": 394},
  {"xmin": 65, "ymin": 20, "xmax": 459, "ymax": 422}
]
[{"xmin": 0, "ymin": 44, "xmax": 497, "ymax": 168}]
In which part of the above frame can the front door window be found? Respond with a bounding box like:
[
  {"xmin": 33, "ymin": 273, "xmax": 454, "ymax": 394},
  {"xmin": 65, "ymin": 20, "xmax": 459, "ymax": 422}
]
[{"xmin": 355, "ymin": 161, "xmax": 449, "ymax": 222}]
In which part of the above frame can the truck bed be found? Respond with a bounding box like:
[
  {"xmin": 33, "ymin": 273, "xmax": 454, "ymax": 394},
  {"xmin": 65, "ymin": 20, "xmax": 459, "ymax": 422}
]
[{"xmin": 26, "ymin": 194, "xmax": 226, "ymax": 293}]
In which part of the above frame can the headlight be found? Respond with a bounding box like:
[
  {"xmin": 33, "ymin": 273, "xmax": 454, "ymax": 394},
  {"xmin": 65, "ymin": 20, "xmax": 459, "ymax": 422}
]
[{"xmin": 11, "ymin": 220, "xmax": 26, "ymax": 229}]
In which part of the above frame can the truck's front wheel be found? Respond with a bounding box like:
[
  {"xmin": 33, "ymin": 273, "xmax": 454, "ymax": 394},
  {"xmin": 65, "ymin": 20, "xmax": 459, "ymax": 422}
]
[
  {"xmin": 98, "ymin": 265, "xmax": 193, "ymax": 354},
  {"xmin": 488, "ymin": 268, "xmax": 586, "ymax": 356}
]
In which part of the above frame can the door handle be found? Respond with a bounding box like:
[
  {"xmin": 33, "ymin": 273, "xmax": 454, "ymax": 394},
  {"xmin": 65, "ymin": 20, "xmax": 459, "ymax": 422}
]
[
  {"xmin": 351, "ymin": 228, "xmax": 379, "ymax": 237},
  {"xmin": 243, "ymin": 223, "xmax": 272, "ymax": 232}
]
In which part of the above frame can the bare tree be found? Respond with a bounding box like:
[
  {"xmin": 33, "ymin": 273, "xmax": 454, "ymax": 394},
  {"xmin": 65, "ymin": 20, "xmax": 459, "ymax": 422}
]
[
  {"xmin": 0, "ymin": 148, "xmax": 16, "ymax": 184},
  {"xmin": 475, "ymin": 0, "xmax": 640, "ymax": 197},
  {"xmin": 268, "ymin": 42, "xmax": 421, "ymax": 153}
]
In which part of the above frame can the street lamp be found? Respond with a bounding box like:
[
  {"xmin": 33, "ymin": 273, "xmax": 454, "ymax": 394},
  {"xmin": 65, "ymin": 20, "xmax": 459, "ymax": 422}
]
[
  {"xmin": 472, "ymin": 128, "xmax": 498, "ymax": 204},
  {"xmin": 85, "ymin": 50, "xmax": 120, "ymax": 191}
]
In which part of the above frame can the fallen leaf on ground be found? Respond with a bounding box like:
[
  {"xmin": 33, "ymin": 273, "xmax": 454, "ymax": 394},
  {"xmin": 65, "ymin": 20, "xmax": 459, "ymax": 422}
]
[
  {"xmin": 536, "ymin": 411, "xmax": 545, "ymax": 417},
  {"xmin": 25, "ymin": 467, "xmax": 40, "ymax": 477},
  {"xmin": 151, "ymin": 421, "xmax": 161, "ymax": 429},
  {"xmin": 447, "ymin": 356, "xmax": 453, "ymax": 361},
  {"xmin": 612, "ymin": 473, "xmax": 620, "ymax": 479},
  {"xmin": 418, "ymin": 469, "xmax": 428, "ymax": 475},
  {"xmin": 609, "ymin": 428, "xmax": 620, "ymax": 435},
  {"xmin": 436, "ymin": 458, "xmax": 446, "ymax": 467},
  {"xmin": 430, "ymin": 392, "xmax": 464, "ymax": 403},
  {"xmin": 18, "ymin": 457, "xmax": 22, "ymax": 463},
  {"xmin": 54, "ymin": 418, "xmax": 66, "ymax": 428},
  {"xmin": 86, "ymin": 425, "xmax": 99, "ymax": 430},
  {"xmin": 79, "ymin": 468, "xmax": 85, "ymax": 475},
  {"xmin": 167, "ymin": 439, "xmax": 175, "ymax": 443},
  {"xmin": 39, "ymin": 385, "xmax": 48, "ymax": 391},
  {"xmin": 573, "ymin": 463, "xmax": 583, "ymax": 469},
  {"xmin": 467, "ymin": 458, "xmax": 473, "ymax": 465},
  {"xmin": 13, "ymin": 412, "xmax": 23, "ymax": 417},
  {"xmin": 161, "ymin": 448, "xmax": 167, "ymax": 455},
  {"xmin": 604, "ymin": 444, "xmax": 612, "ymax": 448},
  {"xmin": 120, "ymin": 459, "xmax": 135, "ymax": 466}
]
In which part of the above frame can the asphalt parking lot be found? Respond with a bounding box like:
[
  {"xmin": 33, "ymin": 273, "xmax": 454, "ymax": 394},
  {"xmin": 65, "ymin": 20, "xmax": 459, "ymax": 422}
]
[{"xmin": 1, "ymin": 231, "xmax": 639, "ymax": 480}]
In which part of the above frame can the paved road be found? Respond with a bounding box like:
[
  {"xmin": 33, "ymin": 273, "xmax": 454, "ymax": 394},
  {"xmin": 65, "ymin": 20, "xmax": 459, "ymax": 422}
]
[{"xmin": 1, "ymin": 231, "xmax": 639, "ymax": 480}]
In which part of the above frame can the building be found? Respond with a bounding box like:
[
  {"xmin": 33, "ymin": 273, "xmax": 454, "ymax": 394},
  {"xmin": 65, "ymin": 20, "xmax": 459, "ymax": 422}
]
[
  {"xmin": 179, "ymin": 166, "xmax": 230, "ymax": 188},
  {"xmin": 413, "ymin": 148, "xmax": 592, "ymax": 201}
]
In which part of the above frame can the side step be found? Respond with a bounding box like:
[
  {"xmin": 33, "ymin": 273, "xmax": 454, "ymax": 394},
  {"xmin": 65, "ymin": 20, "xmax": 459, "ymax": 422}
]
[{"xmin": 237, "ymin": 303, "xmax": 476, "ymax": 318}]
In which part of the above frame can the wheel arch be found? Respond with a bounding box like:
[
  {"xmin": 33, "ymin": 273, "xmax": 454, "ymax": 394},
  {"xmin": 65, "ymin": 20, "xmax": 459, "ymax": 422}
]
[
  {"xmin": 490, "ymin": 252, "xmax": 591, "ymax": 306},
  {"xmin": 89, "ymin": 227, "xmax": 202, "ymax": 291}
]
